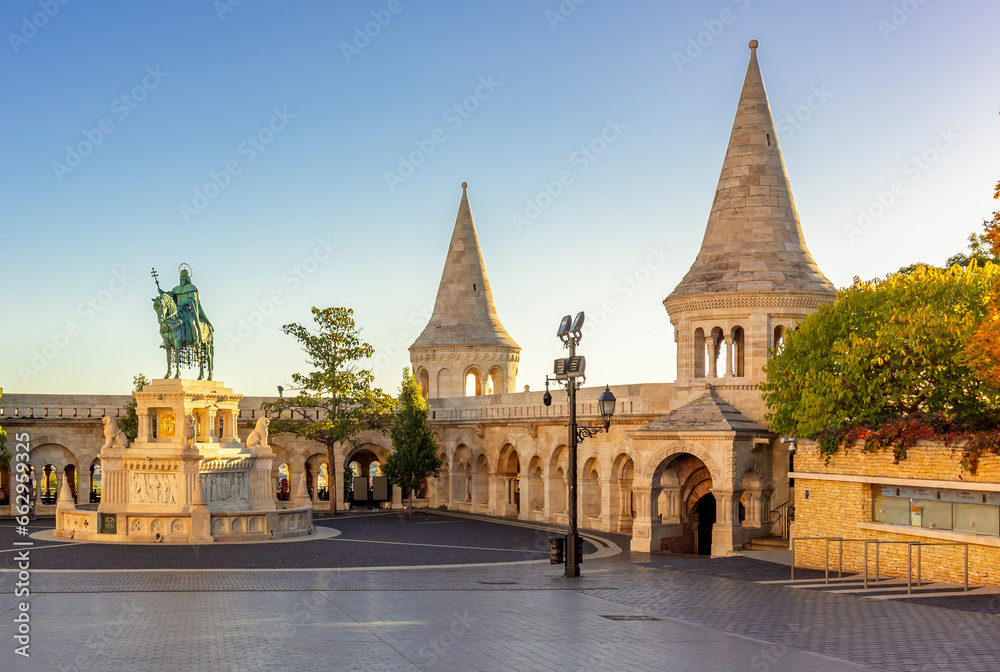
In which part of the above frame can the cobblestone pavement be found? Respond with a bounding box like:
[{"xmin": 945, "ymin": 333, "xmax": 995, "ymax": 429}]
[{"xmin": 1, "ymin": 512, "xmax": 997, "ymax": 671}]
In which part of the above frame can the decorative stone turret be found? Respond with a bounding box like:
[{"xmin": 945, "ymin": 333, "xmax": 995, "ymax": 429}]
[
  {"xmin": 663, "ymin": 40, "xmax": 835, "ymax": 421},
  {"xmin": 410, "ymin": 182, "xmax": 520, "ymax": 399}
]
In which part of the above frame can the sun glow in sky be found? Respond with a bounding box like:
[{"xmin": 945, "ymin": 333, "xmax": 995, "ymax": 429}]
[{"xmin": 2, "ymin": 1, "xmax": 998, "ymax": 396}]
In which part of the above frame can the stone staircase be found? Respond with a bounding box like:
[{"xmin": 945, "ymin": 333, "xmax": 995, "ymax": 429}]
[{"xmin": 743, "ymin": 536, "xmax": 790, "ymax": 551}]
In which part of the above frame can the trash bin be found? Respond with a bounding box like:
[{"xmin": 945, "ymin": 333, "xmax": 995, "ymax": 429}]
[{"xmin": 549, "ymin": 537, "xmax": 565, "ymax": 564}]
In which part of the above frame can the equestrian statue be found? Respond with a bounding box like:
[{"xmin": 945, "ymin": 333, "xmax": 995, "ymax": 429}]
[{"xmin": 151, "ymin": 264, "xmax": 215, "ymax": 380}]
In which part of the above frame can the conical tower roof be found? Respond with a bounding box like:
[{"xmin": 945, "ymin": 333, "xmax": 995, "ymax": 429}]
[
  {"xmin": 410, "ymin": 183, "xmax": 520, "ymax": 350},
  {"xmin": 665, "ymin": 40, "xmax": 834, "ymax": 306}
]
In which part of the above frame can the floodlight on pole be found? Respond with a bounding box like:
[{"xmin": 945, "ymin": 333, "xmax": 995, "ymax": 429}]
[{"xmin": 541, "ymin": 310, "xmax": 615, "ymax": 579}]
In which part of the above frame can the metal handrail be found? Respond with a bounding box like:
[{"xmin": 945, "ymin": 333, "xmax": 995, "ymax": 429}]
[
  {"xmin": 792, "ymin": 537, "xmax": 973, "ymax": 592},
  {"xmin": 790, "ymin": 536, "xmax": 866, "ymax": 583},
  {"xmin": 770, "ymin": 501, "xmax": 793, "ymax": 539},
  {"xmin": 906, "ymin": 541, "xmax": 969, "ymax": 594}
]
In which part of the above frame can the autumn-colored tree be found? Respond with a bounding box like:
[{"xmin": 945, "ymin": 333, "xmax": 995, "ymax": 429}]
[
  {"xmin": 966, "ymin": 179, "xmax": 1000, "ymax": 385},
  {"xmin": 761, "ymin": 263, "xmax": 1000, "ymax": 455},
  {"xmin": 383, "ymin": 369, "xmax": 442, "ymax": 516},
  {"xmin": 262, "ymin": 307, "xmax": 397, "ymax": 514}
]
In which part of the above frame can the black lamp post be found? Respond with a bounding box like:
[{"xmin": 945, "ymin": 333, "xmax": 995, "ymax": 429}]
[{"xmin": 543, "ymin": 311, "xmax": 616, "ymax": 578}]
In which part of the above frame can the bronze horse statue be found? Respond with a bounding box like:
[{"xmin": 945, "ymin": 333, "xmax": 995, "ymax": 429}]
[{"xmin": 152, "ymin": 287, "xmax": 214, "ymax": 380}]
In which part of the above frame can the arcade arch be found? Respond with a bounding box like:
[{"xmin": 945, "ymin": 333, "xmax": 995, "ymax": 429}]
[
  {"xmin": 496, "ymin": 444, "xmax": 520, "ymax": 516},
  {"xmin": 652, "ymin": 451, "xmax": 717, "ymax": 555},
  {"xmin": 611, "ymin": 454, "xmax": 635, "ymax": 533}
]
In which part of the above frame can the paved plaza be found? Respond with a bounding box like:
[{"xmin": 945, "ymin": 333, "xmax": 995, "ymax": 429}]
[{"xmin": 2, "ymin": 511, "xmax": 999, "ymax": 671}]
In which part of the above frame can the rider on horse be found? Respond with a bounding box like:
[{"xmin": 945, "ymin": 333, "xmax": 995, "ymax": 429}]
[
  {"xmin": 151, "ymin": 265, "xmax": 215, "ymax": 380},
  {"xmin": 170, "ymin": 267, "xmax": 213, "ymax": 343}
]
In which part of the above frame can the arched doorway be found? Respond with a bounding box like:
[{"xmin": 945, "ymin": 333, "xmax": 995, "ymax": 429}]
[
  {"xmin": 653, "ymin": 452, "xmax": 715, "ymax": 555},
  {"xmin": 434, "ymin": 451, "xmax": 449, "ymax": 507},
  {"xmin": 472, "ymin": 454, "xmax": 489, "ymax": 513},
  {"xmin": 0, "ymin": 465, "xmax": 9, "ymax": 507},
  {"xmin": 306, "ymin": 454, "xmax": 330, "ymax": 502},
  {"xmin": 696, "ymin": 494, "xmax": 717, "ymax": 555},
  {"xmin": 452, "ymin": 445, "xmax": 471, "ymax": 509},
  {"xmin": 276, "ymin": 463, "xmax": 290, "ymax": 501},
  {"xmin": 497, "ymin": 445, "xmax": 519, "ymax": 517},
  {"xmin": 344, "ymin": 446, "xmax": 385, "ymax": 506},
  {"xmin": 40, "ymin": 464, "xmax": 57, "ymax": 504},
  {"xmin": 548, "ymin": 445, "xmax": 568, "ymax": 523},
  {"xmin": 611, "ymin": 455, "xmax": 635, "ymax": 533},
  {"xmin": 526, "ymin": 456, "xmax": 544, "ymax": 519},
  {"xmin": 581, "ymin": 457, "xmax": 601, "ymax": 526},
  {"xmin": 90, "ymin": 459, "xmax": 102, "ymax": 503}
]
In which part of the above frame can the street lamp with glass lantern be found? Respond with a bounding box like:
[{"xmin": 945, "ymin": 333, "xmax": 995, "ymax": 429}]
[{"xmin": 543, "ymin": 311, "xmax": 616, "ymax": 577}]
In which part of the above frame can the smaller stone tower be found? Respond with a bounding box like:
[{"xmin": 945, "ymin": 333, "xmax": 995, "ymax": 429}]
[{"xmin": 410, "ymin": 182, "xmax": 520, "ymax": 399}]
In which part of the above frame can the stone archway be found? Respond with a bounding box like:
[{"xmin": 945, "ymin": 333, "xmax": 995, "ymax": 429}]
[
  {"xmin": 648, "ymin": 451, "xmax": 716, "ymax": 555},
  {"xmin": 525, "ymin": 455, "xmax": 544, "ymax": 521},
  {"xmin": 611, "ymin": 453, "xmax": 635, "ymax": 533},
  {"xmin": 472, "ymin": 453, "xmax": 490, "ymax": 513},
  {"xmin": 496, "ymin": 444, "xmax": 519, "ymax": 517},
  {"xmin": 581, "ymin": 456, "xmax": 601, "ymax": 527},
  {"xmin": 344, "ymin": 445, "xmax": 385, "ymax": 506},
  {"xmin": 548, "ymin": 445, "xmax": 568, "ymax": 524},
  {"xmin": 452, "ymin": 444, "xmax": 471, "ymax": 510},
  {"xmin": 432, "ymin": 450, "xmax": 449, "ymax": 508}
]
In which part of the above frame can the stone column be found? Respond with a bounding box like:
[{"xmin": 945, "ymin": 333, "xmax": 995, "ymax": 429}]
[
  {"xmin": 250, "ymin": 456, "xmax": 276, "ymax": 511},
  {"xmin": 615, "ymin": 479, "xmax": 634, "ymax": 533},
  {"xmin": 76, "ymin": 463, "xmax": 92, "ymax": 506},
  {"xmin": 206, "ymin": 409, "xmax": 218, "ymax": 443},
  {"xmin": 660, "ymin": 486, "xmax": 681, "ymax": 523},
  {"xmin": 629, "ymin": 486, "xmax": 657, "ymax": 552},
  {"xmin": 707, "ymin": 337, "xmax": 718, "ymax": 378},
  {"xmin": 138, "ymin": 411, "xmax": 151, "ymax": 443},
  {"xmin": 711, "ymin": 488, "xmax": 743, "ymax": 556},
  {"xmin": 599, "ymin": 477, "xmax": 613, "ymax": 531},
  {"xmin": 723, "ymin": 335, "xmax": 734, "ymax": 377},
  {"xmin": 542, "ymin": 475, "xmax": 556, "ymax": 522}
]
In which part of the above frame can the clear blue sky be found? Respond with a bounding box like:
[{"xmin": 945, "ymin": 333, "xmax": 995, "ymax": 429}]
[{"xmin": 2, "ymin": 1, "xmax": 998, "ymax": 396}]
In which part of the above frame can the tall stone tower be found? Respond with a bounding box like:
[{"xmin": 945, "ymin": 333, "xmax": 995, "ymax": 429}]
[
  {"xmin": 664, "ymin": 40, "xmax": 835, "ymax": 422},
  {"xmin": 410, "ymin": 182, "xmax": 520, "ymax": 399}
]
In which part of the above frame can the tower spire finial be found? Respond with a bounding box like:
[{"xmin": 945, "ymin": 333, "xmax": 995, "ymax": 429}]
[
  {"xmin": 748, "ymin": 39, "xmax": 758, "ymax": 50},
  {"xmin": 462, "ymin": 181, "xmax": 468, "ymax": 189}
]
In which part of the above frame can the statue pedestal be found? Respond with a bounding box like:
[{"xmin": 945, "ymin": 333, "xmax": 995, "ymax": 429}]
[{"xmin": 55, "ymin": 379, "xmax": 309, "ymax": 543}]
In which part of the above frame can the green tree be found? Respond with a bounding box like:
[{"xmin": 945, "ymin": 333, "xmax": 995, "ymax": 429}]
[
  {"xmin": 118, "ymin": 374, "xmax": 151, "ymax": 443},
  {"xmin": 262, "ymin": 307, "xmax": 396, "ymax": 514},
  {"xmin": 898, "ymin": 227, "xmax": 1000, "ymax": 276},
  {"xmin": 383, "ymin": 369, "xmax": 442, "ymax": 516},
  {"xmin": 761, "ymin": 263, "xmax": 1000, "ymax": 458}
]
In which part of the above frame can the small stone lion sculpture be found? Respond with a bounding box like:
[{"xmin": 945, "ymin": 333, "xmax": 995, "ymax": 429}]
[
  {"xmin": 245, "ymin": 417, "xmax": 270, "ymax": 451},
  {"xmin": 101, "ymin": 416, "xmax": 129, "ymax": 450},
  {"xmin": 180, "ymin": 414, "xmax": 197, "ymax": 450}
]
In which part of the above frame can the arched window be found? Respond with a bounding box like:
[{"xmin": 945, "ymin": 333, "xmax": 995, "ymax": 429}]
[
  {"xmin": 416, "ymin": 368, "xmax": 430, "ymax": 399},
  {"xmin": 277, "ymin": 463, "xmax": 290, "ymax": 501},
  {"xmin": 464, "ymin": 369, "xmax": 483, "ymax": 396},
  {"xmin": 732, "ymin": 326, "xmax": 745, "ymax": 377},
  {"xmin": 488, "ymin": 367, "xmax": 504, "ymax": 395},
  {"xmin": 773, "ymin": 325, "xmax": 786, "ymax": 355},
  {"xmin": 693, "ymin": 328, "xmax": 706, "ymax": 378},
  {"xmin": 709, "ymin": 327, "xmax": 724, "ymax": 378}
]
